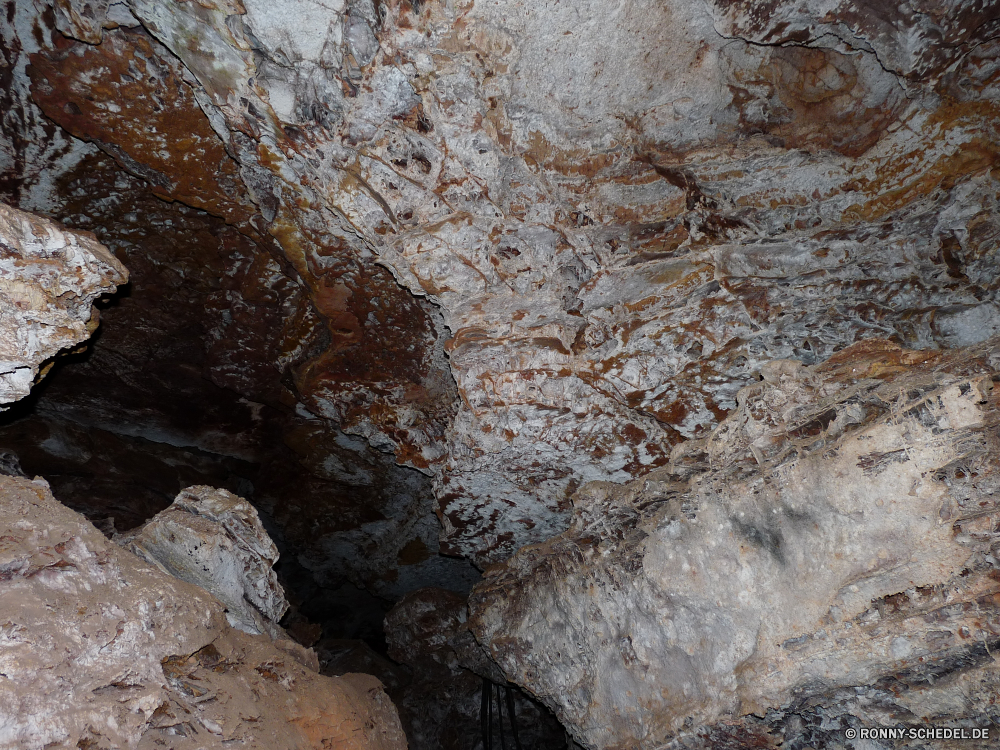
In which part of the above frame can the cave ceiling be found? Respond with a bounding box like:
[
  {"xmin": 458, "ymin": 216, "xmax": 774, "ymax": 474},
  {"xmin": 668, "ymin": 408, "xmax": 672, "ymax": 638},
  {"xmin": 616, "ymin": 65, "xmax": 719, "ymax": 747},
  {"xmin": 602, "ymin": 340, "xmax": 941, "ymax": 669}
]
[
  {"xmin": 2, "ymin": 0, "xmax": 999, "ymax": 591},
  {"xmin": 3, "ymin": 0, "xmax": 1000, "ymax": 748}
]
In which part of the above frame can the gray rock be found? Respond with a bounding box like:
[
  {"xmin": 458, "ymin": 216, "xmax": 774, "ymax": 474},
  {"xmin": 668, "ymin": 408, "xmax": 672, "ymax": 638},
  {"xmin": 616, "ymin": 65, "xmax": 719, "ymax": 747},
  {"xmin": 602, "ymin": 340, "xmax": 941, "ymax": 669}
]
[
  {"xmin": 471, "ymin": 339, "xmax": 1000, "ymax": 749},
  {"xmin": 119, "ymin": 485, "xmax": 289, "ymax": 637}
]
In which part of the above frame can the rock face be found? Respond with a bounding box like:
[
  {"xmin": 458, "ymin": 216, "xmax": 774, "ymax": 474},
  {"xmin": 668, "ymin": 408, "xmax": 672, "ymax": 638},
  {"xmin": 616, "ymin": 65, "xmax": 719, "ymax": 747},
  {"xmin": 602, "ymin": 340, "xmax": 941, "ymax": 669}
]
[
  {"xmin": 470, "ymin": 339, "xmax": 1000, "ymax": 749},
  {"xmin": 0, "ymin": 201, "xmax": 126, "ymax": 405},
  {"xmin": 0, "ymin": 473, "xmax": 406, "ymax": 750},
  {"xmin": 3, "ymin": 2, "xmax": 1000, "ymax": 746},
  {"xmin": 4, "ymin": 0, "xmax": 1000, "ymax": 567},
  {"xmin": 6, "ymin": 0, "xmax": 996, "ymax": 569},
  {"xmin": 0, "ymin": 3, "xmax": 479, "ymax": 620},
  {"xmin": 120, "ymin": 485, "xmax": 290, "ymax": 638}
]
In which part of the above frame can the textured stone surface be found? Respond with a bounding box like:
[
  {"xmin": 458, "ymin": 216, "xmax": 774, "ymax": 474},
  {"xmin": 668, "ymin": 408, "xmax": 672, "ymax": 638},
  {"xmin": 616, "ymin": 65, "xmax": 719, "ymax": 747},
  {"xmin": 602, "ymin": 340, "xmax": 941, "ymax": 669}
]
[
  {"xmin": 120, "ymin": 485, "xmax": 290, "ymax": 638},
  {"xmin": 10, "ymin": 0, "xmax": 990, "ymax": 568},
  {"xmin": 0, "ymin": 201, "xmax": 125, "ymax": 404},
  {"xmin": 4, "ymin": 2, "xmax": 1000, "ymax": 744},
  {"xmin": 0, "ymin": 473, "xmax": 406, "ymax": 750},
  {"xmin": 0, "ymin": 8, "xmax": 478, "ymax": 614},
  {"xmin": 470, "ymin": 339, "xmax": 1000, "ymax": 749},
  {"xmin": 6, "ymin": 0, "xmax": 1000, "ymax": 570}
]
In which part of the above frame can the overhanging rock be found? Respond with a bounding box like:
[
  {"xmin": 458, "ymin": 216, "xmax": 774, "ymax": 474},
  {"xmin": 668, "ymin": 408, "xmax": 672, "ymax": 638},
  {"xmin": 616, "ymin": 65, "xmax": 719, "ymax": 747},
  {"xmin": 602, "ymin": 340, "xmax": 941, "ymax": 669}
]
[{"xmin": 471, "ymin": 339, "xmax": 1000, "ymax": 749}]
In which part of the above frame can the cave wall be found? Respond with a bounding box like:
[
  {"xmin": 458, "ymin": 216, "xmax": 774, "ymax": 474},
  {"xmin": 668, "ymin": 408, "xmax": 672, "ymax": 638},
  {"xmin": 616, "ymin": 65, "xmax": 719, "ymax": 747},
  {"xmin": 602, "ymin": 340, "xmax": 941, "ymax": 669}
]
[
  {"xmin": 5, "ymin": 0, "xmax": 1000, "ymax": 570},
  {"xmin": 3, "ymin": 0, "xmax": 1000, "ymax": 747},
  {"xmin": 0, "ymin": 199, "xmax": 407, "ymax": 750},
  {"xmin": 472, "ymin": 339, "xmax": 1000, "ymax": 748},
  {"xmin": 0, "ymin": 0, "xmax": 480, "ymax": 620}
]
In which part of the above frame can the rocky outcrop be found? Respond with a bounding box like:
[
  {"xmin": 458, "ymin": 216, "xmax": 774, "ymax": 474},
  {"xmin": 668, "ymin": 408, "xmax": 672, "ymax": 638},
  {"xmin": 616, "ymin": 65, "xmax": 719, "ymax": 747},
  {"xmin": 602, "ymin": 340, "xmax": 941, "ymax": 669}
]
[
  {"xmin": 0, "ymin": 180, "xmax": 404, "ymax": 750},
  {"xmin": 120, "ymin": 485, "xmax": 290, "ymax": 638},
  {"xmin": 470, "ymin": 339, "xmax": 1000, "ymax": 748},
  {"xmin": 0, "ymin": 201, "xmax": 126, "ymax": 405},
  {"xmin": 0, "ymin": 472, "xmax": 406, "ymax": 750}
]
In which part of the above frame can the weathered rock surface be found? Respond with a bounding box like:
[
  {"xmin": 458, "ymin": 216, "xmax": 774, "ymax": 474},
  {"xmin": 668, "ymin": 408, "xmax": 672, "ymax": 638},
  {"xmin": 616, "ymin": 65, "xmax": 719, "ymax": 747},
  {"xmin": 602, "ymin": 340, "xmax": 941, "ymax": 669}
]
[
  {"xmin": 0, "ymin": 201, "xmax": 125, "ymax": 405},
  {"xmin": 120, "ymin": 485, "xmax": 290, "ymax": 638},
  {"xmin": 4, "ymin": 1, "xmax": 1000, "ymax": 744},
  {"xmin": 5, "ymin": 0, "xmax": 1000, "ymax": 569},
  {"xmin": 8, "ymin": 0, "xmax": 994, "ymax": 568},
  {"xmin": 470, "ymin": 339, "xmax": 1000, "ymax": 749},
  {"xmin": 0, "ymin": 472, "xmax": 406, "ymax": 750},
  {"xmin": 0, "ymin": 5, "xmax": 479, "ymax": 613}
]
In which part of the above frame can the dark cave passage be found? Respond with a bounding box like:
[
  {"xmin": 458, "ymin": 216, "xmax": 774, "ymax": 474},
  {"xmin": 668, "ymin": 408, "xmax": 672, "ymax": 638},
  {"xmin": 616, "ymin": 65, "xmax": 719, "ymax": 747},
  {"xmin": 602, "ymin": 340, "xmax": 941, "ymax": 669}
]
[{"xmin": 0, "ymin": 156, "xmax": 480, "ymax": 649}]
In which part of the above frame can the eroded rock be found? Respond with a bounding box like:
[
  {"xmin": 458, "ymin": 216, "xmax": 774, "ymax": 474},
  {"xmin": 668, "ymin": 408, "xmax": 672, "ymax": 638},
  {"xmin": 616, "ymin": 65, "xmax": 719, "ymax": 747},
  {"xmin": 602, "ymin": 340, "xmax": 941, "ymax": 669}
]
[
  {"xmin": 119, "ymin": 485, "xmax": 289, "ymax": 638},
  {"xmin": 0, "ymin": 473, "xmax": 406, "ymax": 750},
  {"xmin": 7, "ymin": 0, "xmax": 1000, "ymax": 573},
  {"xmin": 35, "ymin": 0, "xmax": 992, "ymax": 568},
  {"xmin": 470, "ymin": 339, "xmax": 1000, "ymax": 749},
  {"xmin": 0, "ymin": 201, "xmax": 126, "ymax": 405}
]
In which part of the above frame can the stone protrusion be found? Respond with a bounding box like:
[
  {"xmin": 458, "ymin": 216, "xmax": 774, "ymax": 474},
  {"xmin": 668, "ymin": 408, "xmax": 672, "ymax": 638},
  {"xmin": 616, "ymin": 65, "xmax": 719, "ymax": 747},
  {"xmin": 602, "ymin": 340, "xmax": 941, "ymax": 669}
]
[
  {"xmin": 120, "ymin": 485, "xmax": 289, "ymax": 638},
  {"xmin": 0, "ymin": 202, "xmax": 127, "ymax": 406},
  {"xmin": 471, "ymin": 339, "xmax": 1000, "ymax": 749}
]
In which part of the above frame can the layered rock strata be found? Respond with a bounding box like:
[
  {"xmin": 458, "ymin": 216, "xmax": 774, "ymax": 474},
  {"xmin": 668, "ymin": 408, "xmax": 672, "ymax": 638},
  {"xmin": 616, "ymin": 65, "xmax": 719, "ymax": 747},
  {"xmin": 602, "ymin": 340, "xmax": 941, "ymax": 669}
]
[
  {"xmin": 120, "ymin": 485, "xmax": 290, "ymax": 638},
  {"xmin": 0, "ymin": 201, "xmax": 126, "ymax": 405},
  {"xmin": 0, "ymin": 472, "xmax": 406, "ymax": 750},
  {"xmin": 471, "ymin": 339, "xmax": 1000, "ymax": 749}
]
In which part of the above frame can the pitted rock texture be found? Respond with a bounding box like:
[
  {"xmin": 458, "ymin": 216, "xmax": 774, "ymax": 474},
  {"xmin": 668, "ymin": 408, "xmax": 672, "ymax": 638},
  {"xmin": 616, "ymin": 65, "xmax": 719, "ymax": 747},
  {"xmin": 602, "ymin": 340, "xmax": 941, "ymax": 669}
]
[
  {"xmin": 0, "ymin": 6, "xmax": 478, "ymax": 612},
  {"xmin": 470, "ymin": 339, "xmax": 1000, "ymax": 749},
  {"xmin": 8, "ymin": 0, "xmax": 996, "ymax": 566},
  {"xmin": 120, "ymin": 485, "xmax": 290, "ymax": 638},
  {"xmin": 0, "ymin": 201, "xmax": 125, "ymax": 405},
  {"xmin": 0, "ymin": 473, "xmax": 406, "ymax": 750}
]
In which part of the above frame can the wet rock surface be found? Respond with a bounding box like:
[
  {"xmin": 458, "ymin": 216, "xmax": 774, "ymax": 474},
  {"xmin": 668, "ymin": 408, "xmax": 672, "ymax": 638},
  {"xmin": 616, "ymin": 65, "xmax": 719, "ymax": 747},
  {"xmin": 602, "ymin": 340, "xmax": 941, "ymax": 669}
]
[
  {"xmin": 0, "ymin": 473, "xmax": 406, "ymax": 750},
  {"xmin": 470, "ymin": 339, "xmax": 1000, "ymax": 749}
]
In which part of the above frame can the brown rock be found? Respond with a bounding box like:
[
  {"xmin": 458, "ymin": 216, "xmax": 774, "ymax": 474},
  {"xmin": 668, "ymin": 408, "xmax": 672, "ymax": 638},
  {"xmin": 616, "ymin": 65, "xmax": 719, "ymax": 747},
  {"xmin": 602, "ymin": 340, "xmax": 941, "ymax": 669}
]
[{"xmin": 0, "ymin": 473, "xmax": 406, "ymax": 750}]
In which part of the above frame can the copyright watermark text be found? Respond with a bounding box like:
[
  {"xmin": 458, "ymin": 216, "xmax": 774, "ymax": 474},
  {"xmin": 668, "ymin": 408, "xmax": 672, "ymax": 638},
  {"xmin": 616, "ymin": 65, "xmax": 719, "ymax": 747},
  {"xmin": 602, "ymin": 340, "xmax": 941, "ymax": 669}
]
[{"xmin": 845, "ymin": 726, "xmax": 990, "ymax": 741}]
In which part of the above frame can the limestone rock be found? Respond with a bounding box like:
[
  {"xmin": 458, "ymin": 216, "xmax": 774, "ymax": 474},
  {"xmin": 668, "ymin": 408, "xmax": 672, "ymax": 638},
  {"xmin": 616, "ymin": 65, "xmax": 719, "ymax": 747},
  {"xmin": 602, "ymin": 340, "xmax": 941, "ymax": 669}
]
[
  {"xmin": 74, "ymin": 0, "xmax": 998, "ymax": 567},
  {"xmin": 0, "ymin": 201, "xmax": 126, "ymax": 405},
  {"xmin": 9, "ymin": 0, "xmax": 1000, "ymax": 573},
  {"xmin": 0, "ymin": 473, "xmax": 406, "ymax": 750},
  {"xmin": 470, "ymin": 339, "xmax": 1000, "ymax": 749},
  {"xmin": 119, "ymin": 485, "xmax": 289, "ymax": 638},
  {"xmin": 2, "ymin": 8, "xmax": 474, "ymax": 610}
]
